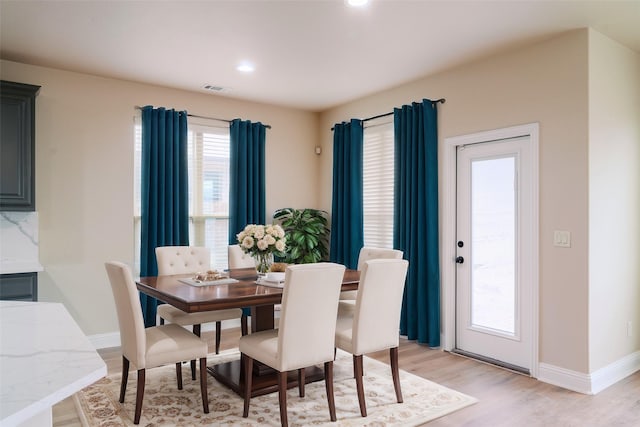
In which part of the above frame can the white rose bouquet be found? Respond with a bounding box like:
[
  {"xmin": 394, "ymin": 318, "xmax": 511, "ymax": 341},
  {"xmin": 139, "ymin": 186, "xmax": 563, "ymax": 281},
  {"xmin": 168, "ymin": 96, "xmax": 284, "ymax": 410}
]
[{"xmin": 236, "ymin": 224, "xmax": 286, "ymax": 273}]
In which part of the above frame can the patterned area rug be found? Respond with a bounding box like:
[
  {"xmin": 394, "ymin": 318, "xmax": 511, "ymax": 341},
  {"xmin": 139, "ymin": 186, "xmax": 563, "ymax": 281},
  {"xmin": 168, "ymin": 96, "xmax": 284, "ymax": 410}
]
[{"xmin": 74, "ymin": 349, "xmax": 476, "ymax": 426}]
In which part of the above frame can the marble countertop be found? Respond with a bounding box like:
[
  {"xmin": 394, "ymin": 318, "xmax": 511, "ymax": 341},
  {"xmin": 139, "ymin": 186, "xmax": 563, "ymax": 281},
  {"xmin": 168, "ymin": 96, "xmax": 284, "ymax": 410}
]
[
  {"xmin": 0, "ymin": 259, "xmax": 44, "ymax": 275},
  {"xmin": 0, "ymin": 301, "xmax": 107, "ymax": 426}
]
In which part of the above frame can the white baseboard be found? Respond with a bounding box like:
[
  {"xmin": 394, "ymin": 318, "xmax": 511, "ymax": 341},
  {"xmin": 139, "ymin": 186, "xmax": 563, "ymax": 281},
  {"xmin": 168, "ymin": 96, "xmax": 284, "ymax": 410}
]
[
  {"xmin": 590, "ymin": 350, "xmax": 640, "ymax": 394},
  {"xmin": 88, "ymin": 317, "xmax": 245, "ymax": 350},
  {"xmin": 538, "ymin": 350, "xmax": 640, "ymax": 395},
  {"xmin": 88, "ymin": 331, "xmax": 121, "ymax": 350},
  {"xmin": 538, "ymin": 363, "xmax": 593, "ymax": 394}
]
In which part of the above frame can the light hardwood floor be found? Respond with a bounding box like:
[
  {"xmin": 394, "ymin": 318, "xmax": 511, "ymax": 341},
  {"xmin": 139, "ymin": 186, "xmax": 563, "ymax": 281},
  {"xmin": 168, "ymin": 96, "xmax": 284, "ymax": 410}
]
[{"xmin": 53, "ymin": 328, "xmax": 640, "ymax": 426}]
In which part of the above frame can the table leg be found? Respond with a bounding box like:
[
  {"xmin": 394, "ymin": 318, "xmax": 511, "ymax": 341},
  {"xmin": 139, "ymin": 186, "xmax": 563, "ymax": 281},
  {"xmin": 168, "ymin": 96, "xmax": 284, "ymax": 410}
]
[{"xmin": 251, "ymin": 304, "xmax": 274, "ymax": 332}]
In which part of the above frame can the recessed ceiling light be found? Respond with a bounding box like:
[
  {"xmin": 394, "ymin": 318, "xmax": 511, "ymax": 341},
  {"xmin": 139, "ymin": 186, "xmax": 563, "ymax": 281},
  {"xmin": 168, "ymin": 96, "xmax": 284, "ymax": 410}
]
[
  {"xmin": 236, "ymin": 61, "xmax": 255, "ymax": 73},
  {"xmin": 347, "ymin": 0, "xmax": 369, "ymax": 6}
]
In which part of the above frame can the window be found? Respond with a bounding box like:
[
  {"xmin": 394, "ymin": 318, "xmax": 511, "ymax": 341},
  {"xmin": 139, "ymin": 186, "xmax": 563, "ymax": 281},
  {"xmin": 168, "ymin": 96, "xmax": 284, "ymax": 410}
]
[
  {"xmin": 134, "ymin": 118, "xmax": 231, "ymax": 271},
  {"xmin": 362, "ymin": 119, "xmax": 394, "ymax": 248}
]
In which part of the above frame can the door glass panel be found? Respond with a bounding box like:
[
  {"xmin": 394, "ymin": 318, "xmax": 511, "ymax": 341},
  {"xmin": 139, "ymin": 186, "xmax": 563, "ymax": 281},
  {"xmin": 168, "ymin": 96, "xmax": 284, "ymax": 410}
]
[{"xmin": 471, "ymin": 156, "xmax": 516, "ymax": 334}]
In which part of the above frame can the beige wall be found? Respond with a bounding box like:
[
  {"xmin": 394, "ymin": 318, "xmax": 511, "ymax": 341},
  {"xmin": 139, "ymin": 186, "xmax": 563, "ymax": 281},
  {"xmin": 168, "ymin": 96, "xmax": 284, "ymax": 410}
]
[
  {"xmin": 319, "ymin": 30, "xmax": 596, "ymax": 373},
  {"xmin": 588, "ymin": 30, "xmax": 640, "ymax": 371},
  {"xmin": 0, "ymin": 60, "xmax": 319, "ymax": 335},
  {"xmin": 3, "ymin": 27, "xmax": 638, "ymax": 377}
]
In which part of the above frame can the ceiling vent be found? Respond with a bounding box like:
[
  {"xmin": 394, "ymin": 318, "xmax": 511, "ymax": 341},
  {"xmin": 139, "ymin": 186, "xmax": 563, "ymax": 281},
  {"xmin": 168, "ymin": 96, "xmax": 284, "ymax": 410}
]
[{"xmin": 203, "ymin": 84, "xmax": 230, "ymax": 93}]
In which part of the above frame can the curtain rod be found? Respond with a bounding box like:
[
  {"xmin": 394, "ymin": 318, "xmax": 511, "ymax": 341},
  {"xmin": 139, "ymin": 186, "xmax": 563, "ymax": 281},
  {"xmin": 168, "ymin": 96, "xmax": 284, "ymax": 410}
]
[
  {"xmin": 134, "ymin": 106, "xmax": 271, "ymax": 129},
  {"xmin": 331, "ymin": 98, "xmax": 445, "ymax": 130}
]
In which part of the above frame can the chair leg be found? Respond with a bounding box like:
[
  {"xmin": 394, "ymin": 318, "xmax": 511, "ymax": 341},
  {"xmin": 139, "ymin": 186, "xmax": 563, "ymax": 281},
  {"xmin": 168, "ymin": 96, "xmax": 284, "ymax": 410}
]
[
  {"xmin": 176, "ymin": 362, "xmax": 183, "ymax": 390},
  {"xmin": 200, "ymin": 357, "xmax": 209, "ymax": 413},
  {"xmin": 242, "ymin": 354, "xmax": 253, "ymax": 417},
  {"xmin": 324, "ymin": 361, "xmax": 337, "ymax": 422},
  {"xmin": 278, "ymin": 370, "xmax": 288, "ymax": 427},
  {"xmin": 241, "ymin": 314, "xmax": 248, "ymax": 336},
  {"xmin": 189, "ymin": 360, "xmax": 197, "ymax": 381},
  {"xmin": 134, "ymin": 369, "xmax": 146, "ymax": 424},
  {"xmin": 191, "ymin": 324, "xmax": 202, "ymax": 380},
  {"xmin": 353, "ymin": 354, "xmax": 367, "ymax": 417},
  {"xmin": 298, "ymin": 368, "xmax": 305, "ymax": 397},
  {"xmin": 390, "ymin": 347, "xmax": 403, "ymax": 403},
  {"xmin": 215, "ymin": 321, "xmax": 222, "ymax": 354},
  {"xmin": 119, "ymin": 356, "xmax": 130, "ymax": 403}
]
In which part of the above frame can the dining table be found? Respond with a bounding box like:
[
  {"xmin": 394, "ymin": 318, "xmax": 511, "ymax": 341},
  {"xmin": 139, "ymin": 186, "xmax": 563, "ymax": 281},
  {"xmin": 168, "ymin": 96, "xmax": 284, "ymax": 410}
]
[{"xmin": 136, "ymin": 267, "xmax": 359, "ymax": 397}]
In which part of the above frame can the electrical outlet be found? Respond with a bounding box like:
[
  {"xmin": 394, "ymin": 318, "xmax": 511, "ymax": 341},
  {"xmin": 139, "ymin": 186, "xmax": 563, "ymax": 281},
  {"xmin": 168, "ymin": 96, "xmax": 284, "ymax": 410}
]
[{"xmin": 553, "ymin": 230, "xmax": 571, "ymax": 248}]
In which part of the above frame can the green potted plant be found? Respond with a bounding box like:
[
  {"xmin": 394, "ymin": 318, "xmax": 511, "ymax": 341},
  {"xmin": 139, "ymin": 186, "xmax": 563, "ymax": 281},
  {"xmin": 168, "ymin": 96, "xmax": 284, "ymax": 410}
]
[{"xmin": 273, "ymin": 208, "xmax": 330, "ymax": 264}]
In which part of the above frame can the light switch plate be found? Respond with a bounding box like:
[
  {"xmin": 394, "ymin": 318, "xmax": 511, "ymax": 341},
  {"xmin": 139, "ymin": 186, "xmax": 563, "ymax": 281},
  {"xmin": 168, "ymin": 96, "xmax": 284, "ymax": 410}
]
[{"xmin": 553, "ymin": 230, "xmax": 571, "ymax": 248}]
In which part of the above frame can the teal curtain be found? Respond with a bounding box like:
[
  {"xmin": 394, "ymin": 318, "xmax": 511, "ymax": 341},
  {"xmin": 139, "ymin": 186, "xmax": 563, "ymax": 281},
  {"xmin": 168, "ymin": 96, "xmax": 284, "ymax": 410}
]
[
  {"xmin": 140, "ymin": 106, "xmax": 189, "ymax": 327},
  {"xmin": 229, "ymin": 119, "xmax": 267, "ymax": 318},
  {"xmin": 228, "ymin": 119, "xmax": 267, "ymax": 239},
  {"xmin": 394, "ymin": 100, "xmax": 440, "ymax": 347},
  {"xmin": 329, "ymin": 119, "xmax": 364, "ymax": 269}
]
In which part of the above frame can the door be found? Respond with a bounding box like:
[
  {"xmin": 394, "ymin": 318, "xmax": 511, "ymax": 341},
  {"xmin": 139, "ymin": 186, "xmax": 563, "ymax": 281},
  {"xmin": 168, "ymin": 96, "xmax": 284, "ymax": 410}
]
[{"xmin": 455, "ymin": 136, "xmax": 535, "ymax": 373}]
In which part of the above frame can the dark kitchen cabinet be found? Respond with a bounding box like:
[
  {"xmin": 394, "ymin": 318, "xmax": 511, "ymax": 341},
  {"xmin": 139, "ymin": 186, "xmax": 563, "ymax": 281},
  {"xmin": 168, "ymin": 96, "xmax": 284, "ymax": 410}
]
[
  {"xmin": 1, "ymin": 80, "xmax": 41, "ymax": 211},
  {"xmin": 0, "ymin": 272, "xmax": 38, "ymax": 301}
]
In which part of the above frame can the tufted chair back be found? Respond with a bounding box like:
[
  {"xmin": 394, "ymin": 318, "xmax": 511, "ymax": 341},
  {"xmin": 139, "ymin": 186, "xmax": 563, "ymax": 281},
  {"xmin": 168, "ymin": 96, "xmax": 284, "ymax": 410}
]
[{"xmin": 155, "ymin": 246, "xmax": 210, "ymax": 275}]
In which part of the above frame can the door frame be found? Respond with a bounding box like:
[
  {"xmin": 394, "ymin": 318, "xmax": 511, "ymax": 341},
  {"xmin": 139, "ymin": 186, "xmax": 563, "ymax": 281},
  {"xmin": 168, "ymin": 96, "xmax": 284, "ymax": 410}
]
[{"xmin": 441, "ymin": 123, "xmax": 540, "ymax": 378}]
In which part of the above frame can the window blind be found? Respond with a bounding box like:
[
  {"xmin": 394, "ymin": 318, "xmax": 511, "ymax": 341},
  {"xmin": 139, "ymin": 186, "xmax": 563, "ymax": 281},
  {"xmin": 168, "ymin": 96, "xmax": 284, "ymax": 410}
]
[
  {"xmin": 188, "ymin": 125, "xmax": 231, "ymax": 269},
  {"xmin": 363, "ymin": 120, "xmax": 394, "ymax": 249}
]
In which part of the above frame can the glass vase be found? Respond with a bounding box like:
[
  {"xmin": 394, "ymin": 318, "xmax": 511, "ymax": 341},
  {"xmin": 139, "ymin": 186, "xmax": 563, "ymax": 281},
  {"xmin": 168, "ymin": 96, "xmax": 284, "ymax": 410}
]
[{"xmin": 254, "ymin": 252, "xmax": 273, "ymax": 276}]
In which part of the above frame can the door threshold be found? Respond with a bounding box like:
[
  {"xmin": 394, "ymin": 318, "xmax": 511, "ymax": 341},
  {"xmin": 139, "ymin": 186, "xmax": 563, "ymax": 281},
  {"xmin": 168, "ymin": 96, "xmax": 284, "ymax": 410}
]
[{"xmin": 450, "ymin": 348, "xmax": 530, "ymax": 376}]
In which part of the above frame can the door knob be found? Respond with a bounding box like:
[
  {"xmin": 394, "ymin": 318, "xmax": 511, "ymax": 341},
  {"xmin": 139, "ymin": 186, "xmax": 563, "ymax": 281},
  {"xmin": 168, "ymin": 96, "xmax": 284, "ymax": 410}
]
[{"xmin": 455, "ymin": 256, "xmax": 464, "ymax": 264}]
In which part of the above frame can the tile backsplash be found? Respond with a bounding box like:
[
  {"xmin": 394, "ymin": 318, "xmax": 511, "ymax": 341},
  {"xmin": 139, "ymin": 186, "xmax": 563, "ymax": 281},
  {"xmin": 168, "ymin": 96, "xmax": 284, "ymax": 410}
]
[{"xmin": 0, "ymin": 212, "xmax": 42, "ymax": 273}]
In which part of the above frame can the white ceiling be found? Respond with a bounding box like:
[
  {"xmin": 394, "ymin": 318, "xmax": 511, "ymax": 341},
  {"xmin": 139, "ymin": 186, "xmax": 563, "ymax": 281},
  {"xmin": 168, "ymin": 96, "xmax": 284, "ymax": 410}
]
[{"xmin": 1, "ymin": 1, "xmax": 639, "ymax": 111}]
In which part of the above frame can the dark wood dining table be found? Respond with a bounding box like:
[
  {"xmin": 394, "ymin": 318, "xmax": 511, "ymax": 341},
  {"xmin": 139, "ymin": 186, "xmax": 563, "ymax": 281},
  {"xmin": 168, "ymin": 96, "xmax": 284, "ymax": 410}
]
[{"xmin": 136, "ymin": 267, "xmax": 359, "ymax": 397}]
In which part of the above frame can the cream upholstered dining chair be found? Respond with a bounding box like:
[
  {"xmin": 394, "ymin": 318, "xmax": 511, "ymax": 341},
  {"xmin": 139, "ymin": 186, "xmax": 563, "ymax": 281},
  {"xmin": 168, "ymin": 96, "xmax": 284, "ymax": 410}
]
[
  {"xmin": 239, "ymin": 263, "xmax": 346, "ymax": 427},
  {"xmin": 335, "ymin": 258, "xmax": 409, "ymax": 417},
  {"xmin": 339, "ymin": 246, "xmax": 404, "ymax": 301},
  {"xmin": 228, "ymin": 244, "xmax": 256, "ymax": 269},
  {"xmin": 156, "ymin": 246, "xmax": 243, "ymax": 378},
  {"xmin": 104, "ymin": 261, "xmax": 209, "ymax": 424}
]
